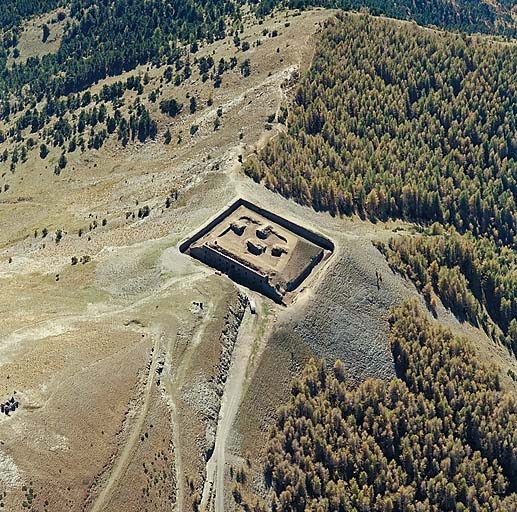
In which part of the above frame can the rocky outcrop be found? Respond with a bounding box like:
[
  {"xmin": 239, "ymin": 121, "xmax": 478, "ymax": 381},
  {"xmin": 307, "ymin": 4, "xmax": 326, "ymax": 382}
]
[{"xmin": 216, "ymin": 293, "xmax": 248, "ymax": 390}]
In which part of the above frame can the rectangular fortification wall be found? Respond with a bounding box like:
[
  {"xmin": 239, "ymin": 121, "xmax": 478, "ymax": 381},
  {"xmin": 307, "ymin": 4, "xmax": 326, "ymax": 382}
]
[
  {"xmin": 179, "ymin": 198, "xmax": 334, "ymax": 253},
  {"xmin": 180, "ymin": 198, "xmax": 334, "ymax": 303},
  {"xmin": 190, "ymin": 244, "xmax": 284, "ymax": 303}
]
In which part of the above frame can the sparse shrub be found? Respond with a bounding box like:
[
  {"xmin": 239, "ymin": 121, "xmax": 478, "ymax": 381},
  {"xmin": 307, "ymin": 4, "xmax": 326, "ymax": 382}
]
[
  {"xmin": 189, "ymin": 96, "xmax": 197, "ymax": 114},
  {"xmin": 58, "ymin": 153, "xmax": 67, "ymax": 169},
  {"xmin": 42, "ymin": 24, "xmax": 50, "ymax": 43},
  {"xmin": 138, "ymin": 205, "xmax": 150, "ymax": 218},
  {"xmin": 240, "ymin": 59, "xmax": 251, "ymax": 77},
  {"xmin": 232, "ymin": 484, "xmax": 242, "ymax": 503},
  {"xmin": 160, "ymin": 99, "xmax": 182, "ymax": 117}
]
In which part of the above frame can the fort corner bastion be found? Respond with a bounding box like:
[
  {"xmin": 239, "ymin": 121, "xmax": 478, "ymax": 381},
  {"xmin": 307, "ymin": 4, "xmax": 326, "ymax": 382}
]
[{"xmin": 179, "ymin": 199, "xmax": 334, "ymax": 304}]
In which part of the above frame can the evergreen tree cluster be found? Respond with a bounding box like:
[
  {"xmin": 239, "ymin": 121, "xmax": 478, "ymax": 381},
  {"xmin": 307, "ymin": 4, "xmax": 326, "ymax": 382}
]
[
  {"xmin": 377, "ymin": 225, "xmax": 517, "ymax": 356},
  {"xmin": 244, "ymin": 14, "xmax": 517, "ymax": 245},
  {"xmin": 1, "ymin": 0, "xmax": 247, "ymax": 97},
  {"xmin": 262, "ymin": 302, "xmax": 517, "ymax": 511},
  {"xmin": 0, "ymin": 0, "xmax": 61, "ymax": 31},
  {"xmin": 258, "ymin": 0, "xmax": 516, "ymax": 36}
]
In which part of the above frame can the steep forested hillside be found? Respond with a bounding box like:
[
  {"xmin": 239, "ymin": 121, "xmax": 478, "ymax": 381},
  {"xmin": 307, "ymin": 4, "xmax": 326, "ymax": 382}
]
[
  {"xmin": 244, "ymin": 14, "xmax": 517, "ymax": 246},
  {"xmin": 255, "ymin": 302, "xmax": 517, "ymax": 511},
  {"xmin": 377, "ymin": 227, "xmax": 517, "ymax": 356}
]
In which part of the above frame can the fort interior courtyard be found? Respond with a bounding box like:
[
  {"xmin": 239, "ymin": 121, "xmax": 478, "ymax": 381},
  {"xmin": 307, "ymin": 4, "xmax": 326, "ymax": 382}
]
[{"xmin": 181, "ymin": 201, "xmax": 334, "ymax": 303}]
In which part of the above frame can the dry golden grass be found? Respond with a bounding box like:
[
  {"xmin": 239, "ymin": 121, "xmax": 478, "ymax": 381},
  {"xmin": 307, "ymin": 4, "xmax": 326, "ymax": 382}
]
[
  {"xmin": 7, "ymin": 8, "xmax": 68, "ymax": 66},
  {"xmin": 0, "ymin": 10, "xmax": 334, "ymax": 510}
]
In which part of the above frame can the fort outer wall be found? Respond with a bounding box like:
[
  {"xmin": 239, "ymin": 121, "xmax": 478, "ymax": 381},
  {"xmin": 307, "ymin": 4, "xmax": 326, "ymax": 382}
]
[
  {"xmin": 179, "ymin": 198, "xmax": 335, "ymax": 254},
  {"xmin": 190, "ymin": 244, "xmax": 284, "ymax": 303},
  {"xmin": 179, "ymin": 198, "xmax": 334, "ymax": 304}
]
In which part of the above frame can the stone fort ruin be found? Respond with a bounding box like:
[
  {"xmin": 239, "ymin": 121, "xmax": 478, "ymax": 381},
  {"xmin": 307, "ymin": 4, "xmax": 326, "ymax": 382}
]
[{"xmin": 180, "ymin": 199, "xmax": 334, "ymax": 304}]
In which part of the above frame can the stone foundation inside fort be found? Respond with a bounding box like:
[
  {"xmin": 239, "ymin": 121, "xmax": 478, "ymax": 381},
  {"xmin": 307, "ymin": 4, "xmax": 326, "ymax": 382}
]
[{"xmin": 180, "ymin": 199, "xmax": 334, "ymax": 304}]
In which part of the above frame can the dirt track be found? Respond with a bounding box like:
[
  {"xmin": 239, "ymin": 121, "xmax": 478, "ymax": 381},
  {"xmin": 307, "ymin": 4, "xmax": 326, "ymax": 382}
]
[
  {"xmin": 200, "ymin": 297, "xmax": 269, "ymax": 511},
  {"xmin": 168, "ymin": 299, "xmax": 214, "ymax": 511},
  {"xmin": 90, "ymin": 329, "xmax": 161, "ymax": 512}
]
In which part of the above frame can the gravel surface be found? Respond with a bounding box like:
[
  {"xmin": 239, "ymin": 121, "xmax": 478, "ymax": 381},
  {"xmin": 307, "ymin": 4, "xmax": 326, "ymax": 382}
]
[{"xmin": 289, "ymin": 237, "xmax": 416, "ymax": 381}]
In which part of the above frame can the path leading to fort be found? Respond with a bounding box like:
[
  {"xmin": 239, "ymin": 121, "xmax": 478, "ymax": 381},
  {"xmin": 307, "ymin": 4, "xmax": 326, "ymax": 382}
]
[
  {"xmin": 200, "ymin": 299, "xmax": 265, "ymax": 511},
  {"xmin": 164, "ymin": 300, "xmax": 215, "ymax": 512}
]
